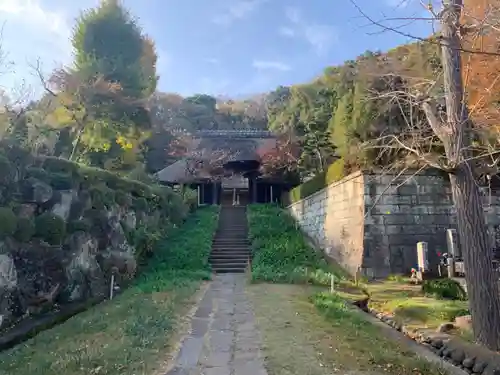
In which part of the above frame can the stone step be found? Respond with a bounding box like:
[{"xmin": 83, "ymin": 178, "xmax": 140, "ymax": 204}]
[
  {"xmin": 212, "ymin": 268, "xmax": 246, "ymax": 274},
  {"xmin": 211, "ymin": 251, "xmax": 251, "ymax": 256},
  {"xmin": 210, "ymin": 259, "xmax": 248, "ymax": 266},
  {"xmin": 210, "ymin": 251, "xmax": 250, "ymax": 257},
  {"xmin": 212, "ymin": 246, "xmax": 251, "ymax": 252}
]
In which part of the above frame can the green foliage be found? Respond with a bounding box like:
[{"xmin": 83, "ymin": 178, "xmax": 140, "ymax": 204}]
[
  {"xmin": 42, "ymin": 157, "xmax": 79, "ymax": 176},
  {"xmin": 0, "ymin": 155, "xmax": 14, "ymax": 185},
  {"xmin": 14, "ymin": 217, "xmax": 36, "ymax": 242},
  {"xmin": 422, "ymin": 279, "xmax": 467, "ymax": 301},
  {"xmin": 67, "ymin": 219, "xmax": 92, "ymax": 234},
  {"xmin": 136, "ymin": 206, "xmax": 219, "ymax": 292},
  {"xmin": 72, "ymin": 0, "xmax": 157, "ymax": 97},
  {"xmin": 25, "ymin": 167, "xmax": 50, "ymax": 183},
  {"xmin": 115, "ymin": 190, "xmax": 132, "ymax": 207},
  {"xmin": 248, "ymin": 204, "xmax": 347, "ymax": 284},
  {"xmin": 0, "ymin": 207, "xmax": 17, "ymax": 238},
  {"xmin": 132, "ymin": 197, "xmax": 148, "ymax": 211},
  {"xmin": 35, "ymin": 212, "xmax": 67, "ymax": 245},
  {"xmin": 287, "ymin": 158, "xmax": 346, "ymax": 204},
  {"xmin": 89, "ymin": 184, "xmax": 116, "ymax": 209},
  {"xmin": 49, "ymin": 172, "xmax": 73, "ymax": 190}
]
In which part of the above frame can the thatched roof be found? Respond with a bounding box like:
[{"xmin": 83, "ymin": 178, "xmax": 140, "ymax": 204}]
[{"xmin": 156, "ymin": 129, "xmax": 277, "ymax": 183}]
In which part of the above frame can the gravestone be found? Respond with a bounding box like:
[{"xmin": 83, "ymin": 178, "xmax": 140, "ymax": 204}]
[
  {"xmin": 415, "ymin": 241, "xmax": 429, "ymax": 282},
  {"xmin": 417, "ymin": 241, "xmax": 429, "ymax": 273},
  {"xmin": 446, "ymin": 229, "xmax": 461, "ymax": 259}
]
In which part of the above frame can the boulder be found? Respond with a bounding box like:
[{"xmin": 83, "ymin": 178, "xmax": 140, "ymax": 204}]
[
  {"xmin": 63, "ymin": 232, "xmax": 105, "ymax": 302},
  {"xmin": 437, "ymin": 322, "xmax": 455, "ymax": 333},
  {"xmin": 0, "ymin": 252, "xmax": 17, "ymax": 290},
  {"xmin": 21, "ymin": 178, "xmax": 53, "ymax": 204},
  {"xmin": 52, "ymin": 190, "xmax": 75, "ymax": 221},
  {"xmin": 123, "ymin": 211, "xmax": 136, "ymax": 230}
]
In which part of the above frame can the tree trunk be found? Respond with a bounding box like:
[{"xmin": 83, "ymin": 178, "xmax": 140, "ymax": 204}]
[
  {"xmin": 440, "ymin": 0, "xmax": 500, "ymax": 349},
  {"xmin": 449, "ymin": 166, "xmax": 500, "ymax": 349}
]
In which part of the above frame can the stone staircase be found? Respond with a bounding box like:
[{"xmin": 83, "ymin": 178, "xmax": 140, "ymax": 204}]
[{"xmin": 210, "ymin": 205, "xmax": 250, "ymax": 273}]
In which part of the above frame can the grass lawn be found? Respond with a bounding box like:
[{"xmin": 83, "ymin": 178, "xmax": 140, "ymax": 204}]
[
  {"xmin": 0, "ymin": 207, "xmax": 219, "ymax": 375},
  {"xmin": 248, "ymin": 284, "xmax": 447, "ymax": 375},
  {"xmin": 367, "ymin": 280, "xmax": 469, "ymax": 330}
]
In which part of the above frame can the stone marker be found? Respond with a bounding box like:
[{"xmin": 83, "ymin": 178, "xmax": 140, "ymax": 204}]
[
  {"xmin": 416, "ymin": 241, "xmax": 429, "ymax": 282},
  {"xmin": 446, "ymin": 229, "xmax": 461, "ymax": 259}
]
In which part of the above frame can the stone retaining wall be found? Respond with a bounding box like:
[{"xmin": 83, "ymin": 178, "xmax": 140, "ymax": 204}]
[{"xmin": 287, "ymin": 169, "xmax": 500, "ymax": 278}]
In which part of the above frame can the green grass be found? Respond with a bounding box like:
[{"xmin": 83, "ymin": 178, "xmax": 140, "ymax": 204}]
[
  {"xmin": 311, "ymin": 291, "xmax": 446, "ymax": 375},
  {"xmin": 247, "ymin": 204, "xmax": 350, "ymax": 285},
  {"xmin": 0, "ymin": 206, "xmax": 219, "ymax": 375},
  {"xmin": 248, "ymin": 284, "xmax": 445, "ymax": 375},
  {"xmin": 368, "ymin": 280, "xmax": 469, "ymax": 331}
]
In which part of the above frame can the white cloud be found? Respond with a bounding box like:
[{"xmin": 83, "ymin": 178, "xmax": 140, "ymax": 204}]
[
  {"xmin": 252, "ymin": 60, "xmax": 291, "ymax": 71},
  {"xmin": 212, "ymin": 0, "xmax": 265, "ymax": 26},
  {"xmin": 280, "ymin": 6, "xmax": 337, "ymax": 56}
]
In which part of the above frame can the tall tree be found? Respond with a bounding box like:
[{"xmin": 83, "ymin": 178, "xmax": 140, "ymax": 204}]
[{"xmin": 41, "ymin": 0, "xmax": 158, "ymax": 168}]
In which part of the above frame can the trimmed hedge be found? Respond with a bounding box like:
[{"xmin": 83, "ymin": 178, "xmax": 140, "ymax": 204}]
[{"xmin": 286, "ymin": 158, "xmax": 346, "ymax": 205}]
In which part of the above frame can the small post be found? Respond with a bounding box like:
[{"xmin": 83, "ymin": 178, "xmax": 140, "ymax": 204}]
[
  {"xmin": 270, "ymin": 185, "xmax": 273, "ymax": 203},
  {"xmin": 109, "ymin": 273, "xmax": 115, "ymax": 300},
  {"xmin": 197, "ymin": 185, "xmax": 201, "ymax": 206},
  {"xmin": 330, "ymin": 274, "xmax": 335, "ymax": 293}
]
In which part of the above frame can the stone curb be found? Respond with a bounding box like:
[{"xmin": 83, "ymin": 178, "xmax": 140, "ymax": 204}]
[{"xmin": 366, "ymin": 307, "xmax": 500, "ymax": 375}]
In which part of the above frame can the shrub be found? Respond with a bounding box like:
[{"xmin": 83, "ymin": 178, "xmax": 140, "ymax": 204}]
[
  {"xmin": 248, "ymin": 204, "xmax": 347, "ymax": 284},
  {"xmin": 422, "ymin": 279, "xmax": 467, "ymax": 301},
  {"xmin": 0, "ymin": 155, "xmax": 14, "ymax": 185},
  {"xmin": 67, "ymin": 219, "xmax": 92, "ymax": 234},
  {"xmin": 0, "ymin": 207, "xmax": 17, "ymax": 238},
  {"xmin": 42, "ymin": 157, "xmax": 79, "ymax": 175},
  {"xmin": 49, "ymin": 172, "xmax": 73, "ymax": 190},
  {"xmin": 287, "ymin": 158, "xmax": 347, "ymax": 204},
  {"xmin": 35, "ymin": 212, "xmax": 66, "ymax": 245},
  {"xmin": 114, "ymin": 190, "xmax": 132, "ymax": 207},
  {"xmin": 132, "ymin": 197, "xmax": 148, "ymax": 211},
  {"xmin": 89, "ymin": 185, "xmax": 115, "ymax": 209},
  {"xmin": 25, "ymin": 167, "xmax": 50, "ymax": 183},
  {"xmin": 14, "ymin": 217, "xmax": 35, "ymax": 242}
]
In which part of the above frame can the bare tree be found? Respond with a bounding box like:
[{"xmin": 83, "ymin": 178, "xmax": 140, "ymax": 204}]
[{"xmin": 354, "ymin": 0, "xmax": 500, "ymax": 349}]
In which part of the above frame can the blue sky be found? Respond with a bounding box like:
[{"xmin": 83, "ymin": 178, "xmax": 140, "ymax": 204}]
[{"xmin": 0, "ymin": 0, "xmax": 434, "ymax": 101}]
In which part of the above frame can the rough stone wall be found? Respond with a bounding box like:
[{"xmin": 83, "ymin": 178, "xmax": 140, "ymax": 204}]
[
  {"xmin": 288, "ymin": 172, "xmax": 365, "ymax": 275},
  {"xmin": 362, "ymin": 170, "xmax": 454, "ymax": 277},
  {"xmin": 287, "ymin": 169, "xmax": 500, "ymax": 278}
]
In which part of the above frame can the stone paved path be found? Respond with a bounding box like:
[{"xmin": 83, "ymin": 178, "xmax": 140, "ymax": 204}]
[{"xmin": 165, "ymin": 274, "xmax": 267, "ymax": 375}]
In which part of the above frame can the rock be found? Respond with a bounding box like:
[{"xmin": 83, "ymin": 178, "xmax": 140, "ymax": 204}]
[
  {"xmin": 482, "ymin": 365, "xmax": 500, "ymax": 375},
  {"xmin": 463, "ymin": 358, "xmax": 476, "ymax": 369},
  {"xmin": 455, "ymin": 315, "xmax": 473, "ymax": 331},
  {"xmin": 63, "ymin": 232, "xmax": 104, "ymax": 302},
  {"xmin": 123, "ymin": 212, "xmax": 136, "ymax": 230},
  {"xmin": 473, "ymin": 361, "xmax": 487, "ymax": 374},
  {"xmin": 0, "ymin": 253, "xmax": 17, "ymax": 290},
  {"xmin": 437, "ymin": 322, "xmax": 455, "ymax": 333},
  {"xmin": 52, "ymin": 190, "xmax": 75, "ymax": 221},
  {"xmin": 450, "ymin": 348, "xmax": 466, "ymax": 365},
  {"xmin": 107, "ymin": 212, "xmax": 134, "ymax": 253},
  {"xmin": 21, "ymin": 178, "xmax": 53, "ymax": 204},
  {"xmin": 431, "ymin": 339, "xmax": 444, "ymax": 349},
  {"xmin": 97, "ymin": 250, "xmax": 137, "ymax": 281}
]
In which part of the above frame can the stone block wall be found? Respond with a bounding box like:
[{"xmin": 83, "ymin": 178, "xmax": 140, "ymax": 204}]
[
  {"xmin": 288, "ymin": 172, "xmax": 365, "ymax": 275},
  {"xmin": 287, "ymin": 169, "xmax": 500, "ymax": 278}
]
